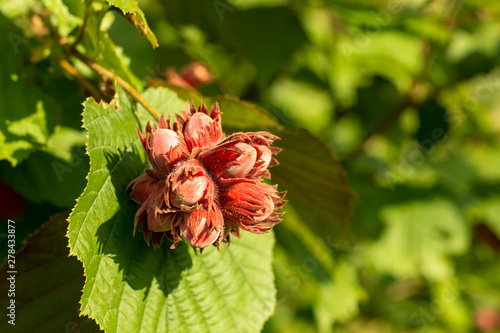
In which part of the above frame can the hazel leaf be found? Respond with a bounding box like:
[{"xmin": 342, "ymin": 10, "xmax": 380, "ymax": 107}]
[
  {"xmin": 272, "ymin": 128, "xmax": 355, "ymax": 242},
  {"xmin": 0, "ymin": 212, "xmax": 101, "ymax": 332},
  {"xmin": 67, "ymin": 88, "xmax": 276, "ymax": 333}
]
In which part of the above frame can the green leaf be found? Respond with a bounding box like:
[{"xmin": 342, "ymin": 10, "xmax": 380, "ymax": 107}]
[
  {"xmin": 75, "ymin": 4, "xmax": 143, "ymax": 89},
  {"xmin": 0, "ymin": 14, "xmax": 60, "ymax": 166},
  {"xmin": 103, "ymin": 0, "xmax": 158, "ymax": 47},
  {"xmin": 134, "ymin": 86, "xmax": 188, "ymax": 125},
  {"xmin": 430, "ymin": 279, "xmax": 472, "ymax": 333},
  {"xmin": 98, "ymin": 30, "xmax": 145, "ymax": 89},
  {"xmin": 216, "ymin": 94, "xmax": 282, "ymax": 132},
  {"xmin": 371, "ymin": 198, "xmax": 470, "ymax": 280},
  {"xmin": 272, "ymin": 129, "xmax": 354, "ymax": 242},
  {"xmin": 68, "ymin": 88, "xmax": 276, "ymax": 333},
  {"xmin": 404, "ymin": 16, "xmax": 452, "ymax": 44},
  {"xmin": 462, "ymin": 143, "xmax": 500, "ymax": 183},
  {"xmin": 0, "ymin": 212, "xmax": 101, "ymax": 332},
  {"xmin": 0, "ymin": 127, "xmax": 89, "ymax": 208}
]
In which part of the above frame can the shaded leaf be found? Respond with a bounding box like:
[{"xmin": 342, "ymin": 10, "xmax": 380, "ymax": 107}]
[
  {"xmin": 272, "ymin": 129, "xmax": 354, "ymax": 242},
  {"xmin": 0, "ymin": 212, "xmax": 101, "ymax": 333}
]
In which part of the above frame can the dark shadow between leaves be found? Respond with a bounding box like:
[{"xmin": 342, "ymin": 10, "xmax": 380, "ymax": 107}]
[{"xmin": 95, "ymin": 149, "xmax": 193, "ymax": 300}]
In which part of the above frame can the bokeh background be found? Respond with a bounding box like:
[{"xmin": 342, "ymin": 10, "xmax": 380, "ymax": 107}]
[
  {"xmin": 1, "ymin": 0, "xmax": 500, "ymax": 332},
  {"xmin": 115, "ymin": 1, "xmax": 500, "ymax": 331}
]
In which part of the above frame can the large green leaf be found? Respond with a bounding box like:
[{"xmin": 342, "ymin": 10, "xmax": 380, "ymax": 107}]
[
  {"xmin": 0, "ymin": 212, "xmax": 100, "ymax": 333},
  {"xmin": 68, "ymin": 88, "xmax": 276, "ymax": 333}
]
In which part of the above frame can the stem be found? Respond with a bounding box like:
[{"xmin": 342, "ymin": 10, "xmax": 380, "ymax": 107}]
[
  {"xmin": 73, "ymin": 51, "xmax": 160, "ymax": 121},
  {"xmin": 70, "ymin": 0, "xmax": 93, "ymax": 50},
  {"xmin": 54, "ymin": 56, "xmax": 104, "ymax": 100},
  {"xmin": 37, "ymin": 3, "xmax": 161, "ymax": 121}
]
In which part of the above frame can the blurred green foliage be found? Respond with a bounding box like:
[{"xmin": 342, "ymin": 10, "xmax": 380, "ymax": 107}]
[{"xmin": 1, "ymin": 0, "xmax": 500, "ymax": 332}]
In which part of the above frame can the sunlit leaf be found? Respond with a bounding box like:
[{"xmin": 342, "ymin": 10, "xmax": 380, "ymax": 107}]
[{"xmin": 67, "ymin": 87, "xmax": 276, "ymax": 333}]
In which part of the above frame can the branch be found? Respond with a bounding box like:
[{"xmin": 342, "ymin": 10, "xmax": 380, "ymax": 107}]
[
  {"xmin": 70, "ymin": 0, "xmax": 93, "ymax": 50},
  {"xmin": 72, "ymin": 51, "xmax": 160, "ymax": 121},
  {"xmin": 54, "ymin": 56, "xmax": 104, "ymax": 101}
]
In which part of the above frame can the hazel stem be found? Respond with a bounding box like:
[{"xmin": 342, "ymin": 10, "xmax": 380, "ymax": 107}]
[
  {"xmin": 54, "ymin": 56, "xmax": 104, "ymax": 101},
  {"xmin": 73, "ymin": 51, "xmax": 160, "ymax": 121},
  {"xmin": 70, "ymin": 0, "xmax": 93, "ymax": 51}
]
